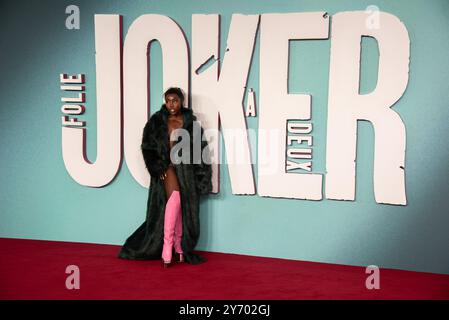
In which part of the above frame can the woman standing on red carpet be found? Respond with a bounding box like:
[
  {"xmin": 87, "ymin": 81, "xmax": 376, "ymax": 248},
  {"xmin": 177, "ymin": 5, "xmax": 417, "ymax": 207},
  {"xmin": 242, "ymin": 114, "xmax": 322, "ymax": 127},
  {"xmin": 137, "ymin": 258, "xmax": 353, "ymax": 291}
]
[{"xmin": 118, "ymin": 87, "xmax": 213, "ymax": 268}]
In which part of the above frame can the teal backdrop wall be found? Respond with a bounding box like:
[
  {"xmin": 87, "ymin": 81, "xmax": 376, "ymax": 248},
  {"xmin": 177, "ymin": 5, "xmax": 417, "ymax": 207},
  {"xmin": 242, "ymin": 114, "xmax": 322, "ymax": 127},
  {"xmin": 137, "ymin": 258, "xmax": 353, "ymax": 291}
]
[{"xmin": 1, "ymin": 0, "xmax": 448, "ymax": 274}]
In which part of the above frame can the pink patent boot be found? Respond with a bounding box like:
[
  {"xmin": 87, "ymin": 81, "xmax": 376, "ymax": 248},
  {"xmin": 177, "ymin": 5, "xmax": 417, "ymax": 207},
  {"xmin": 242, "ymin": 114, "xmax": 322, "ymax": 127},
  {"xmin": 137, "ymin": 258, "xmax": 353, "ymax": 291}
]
[
  {"xmin": 173, "ymin": 206, "xmax": 184, "ymax": 263},
  {"xmin": 161, "ymin": 191, "xmax": 181, "ymax": 268}
]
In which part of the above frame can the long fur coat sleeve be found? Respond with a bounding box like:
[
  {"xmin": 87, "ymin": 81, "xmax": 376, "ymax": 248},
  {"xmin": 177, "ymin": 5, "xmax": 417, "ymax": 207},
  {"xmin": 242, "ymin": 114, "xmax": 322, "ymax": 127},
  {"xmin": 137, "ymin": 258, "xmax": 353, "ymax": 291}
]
[{"xmin": 118, "ymin": 104, "xmax": 212, "ymax": 264}]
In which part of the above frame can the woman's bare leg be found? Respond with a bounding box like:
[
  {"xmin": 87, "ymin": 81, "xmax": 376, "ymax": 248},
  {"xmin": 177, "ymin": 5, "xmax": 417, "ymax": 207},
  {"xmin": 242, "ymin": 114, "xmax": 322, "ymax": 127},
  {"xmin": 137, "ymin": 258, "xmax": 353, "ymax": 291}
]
[{"xmin": 163, "ymin": 166, "xmax": 180, "ymax": 199}]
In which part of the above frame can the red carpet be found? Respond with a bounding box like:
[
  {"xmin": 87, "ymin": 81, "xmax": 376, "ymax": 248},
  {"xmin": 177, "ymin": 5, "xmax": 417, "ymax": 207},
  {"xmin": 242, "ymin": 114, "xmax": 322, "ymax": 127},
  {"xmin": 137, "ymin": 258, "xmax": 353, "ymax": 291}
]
[{"xmin": 1, "ymin": 238, "xmax": 448, "ymax": 300}]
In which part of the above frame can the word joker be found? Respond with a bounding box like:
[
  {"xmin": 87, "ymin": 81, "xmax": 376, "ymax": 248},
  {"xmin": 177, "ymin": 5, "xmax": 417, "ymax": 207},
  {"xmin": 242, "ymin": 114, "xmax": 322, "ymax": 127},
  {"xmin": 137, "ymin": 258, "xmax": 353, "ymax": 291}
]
[{"xmin": 61, "ymin": 11, "xmax": 409, "ymax": 205}]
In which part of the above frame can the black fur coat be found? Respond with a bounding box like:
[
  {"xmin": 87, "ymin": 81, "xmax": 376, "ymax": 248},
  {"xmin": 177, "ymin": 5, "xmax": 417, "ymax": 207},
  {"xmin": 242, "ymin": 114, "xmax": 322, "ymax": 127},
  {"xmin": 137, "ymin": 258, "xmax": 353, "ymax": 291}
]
[{"xmin": 117, "ymin": 104, "xmax": 212, "ymax": 264}]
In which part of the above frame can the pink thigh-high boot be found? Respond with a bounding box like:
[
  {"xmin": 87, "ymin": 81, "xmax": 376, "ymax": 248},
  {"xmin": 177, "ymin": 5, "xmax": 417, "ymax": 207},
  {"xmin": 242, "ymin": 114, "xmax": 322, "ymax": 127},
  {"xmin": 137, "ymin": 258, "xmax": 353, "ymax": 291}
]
[
  {"xmin": 173, "ymin": 195, "xmax": 184, "ymax": 258},
  {"xmin": 162, "ymin": 190, "xmax": 183, "ymax": 265}
]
